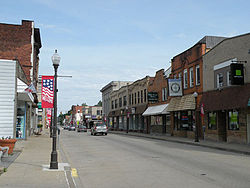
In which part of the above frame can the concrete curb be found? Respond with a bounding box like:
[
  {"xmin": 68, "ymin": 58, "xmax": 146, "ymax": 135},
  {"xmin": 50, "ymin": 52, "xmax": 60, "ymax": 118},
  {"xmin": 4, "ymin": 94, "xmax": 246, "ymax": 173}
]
[{"xmin": 110, "ymin": 131, "xmax": 250, "ymax": 156}]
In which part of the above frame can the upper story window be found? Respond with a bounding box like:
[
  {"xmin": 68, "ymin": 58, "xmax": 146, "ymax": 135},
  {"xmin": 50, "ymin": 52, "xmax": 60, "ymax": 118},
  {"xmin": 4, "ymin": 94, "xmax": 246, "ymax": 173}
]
[
  {"xmin": 138, "ymin": 91, "xmax": 140, "ymax": 104},
  {"xmin": 227, "ymin": 71, "xmax": 231, "ymax": 86},
  {"xmin": 141, "ymin": 90, "xmax": 143, "ymax": 103},
  {"xmin": 123, "ymin": 96, "xmax": 127, "ymax": 106},
  {"xmin": 196, "ymin": 65, "xmax": 200, "ymax": 85},
  {"xmin": 183, "ymin": 69, "xmax": 188, "ymax": 89},
  {"xmin": 111, "ymin": 101, "xmax": 114, "ymax": 109},
  {"xmin": 115, "ymin": 99, "xmax": 118, "ymax": 108},
  {"xmin": 134, "ymin": 93, "xmax": 137, "ymax": 104},
  {"xmin": 119, "ymin": 97, "xmax": 122, "ymax": 107},
  {"xmin": 217, "ymin": 73, "xmax": 223, "ymax": 88},
  {"xmin": 178, "ymin": 72, "xmax": 182, "ymax": 79},
  {"xmin": 132, "ymin": 94, "xmax": 134, "ymax": 105},
  {"xmin": 144, "ymin": 89, "xmax": 147, "ymax": 102},
  {"xmin": 189, "ymin": 67, "xmax": 194, "ymax": 87},
  {"xmin": 129, "ymin": 94, "xmax": 131, "ymax": 105},
  {"xmin": 174, "ymin": 74, "xmax": 177, "ymax": 79},
  {"xmin": 162, "ymin": 88, "xmax": 167, "ymax": 101}
]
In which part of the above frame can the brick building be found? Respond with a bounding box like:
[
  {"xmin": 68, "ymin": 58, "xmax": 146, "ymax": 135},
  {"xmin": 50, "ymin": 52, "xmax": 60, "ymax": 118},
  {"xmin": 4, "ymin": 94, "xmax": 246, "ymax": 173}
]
[
  {"xmin": 167, "ymin": 36, "xmax": 225, "ymax": 139},
  {"xmin": 142, "ymin": 68, "xmax": 171, "ymax": 134}
]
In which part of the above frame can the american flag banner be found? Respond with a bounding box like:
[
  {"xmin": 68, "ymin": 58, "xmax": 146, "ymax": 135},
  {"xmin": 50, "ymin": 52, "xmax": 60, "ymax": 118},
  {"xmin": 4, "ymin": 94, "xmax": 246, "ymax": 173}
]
[
  {"xmin": 41, "ymin": 76, "xmax": 54, "ymax": 108},
  {"xmin": 46, "ymin": 108, "xmax": 52, "ymax": 126}
]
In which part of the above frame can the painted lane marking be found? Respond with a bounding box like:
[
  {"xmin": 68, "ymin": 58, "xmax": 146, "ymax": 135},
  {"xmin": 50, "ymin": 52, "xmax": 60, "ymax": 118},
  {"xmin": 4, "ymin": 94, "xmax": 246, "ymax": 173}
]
[{"xmin": 71, "ymin": 168, "xmax": 78, "ymax": 177}]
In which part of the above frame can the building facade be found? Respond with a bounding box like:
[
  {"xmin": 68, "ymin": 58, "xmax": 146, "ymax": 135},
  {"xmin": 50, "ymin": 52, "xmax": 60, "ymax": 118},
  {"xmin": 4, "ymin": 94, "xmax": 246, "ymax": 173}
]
[
  {"xmin": 168, "ymin": 36, "xmax": 225, "ymax": 139},
  {"xmin": 202, "ymin": 33, "xmax": 250, "ymax": 144},
  {"xmin": 0, "ymin": 20, "xmax": 41, "ymax": 138},
  {"xmin": 143, "ymin": 68, "xmax": 171, "ymax": 134},
  {"xmin": 100, "ymin": 81, "xmax": 132, "ymax": 124}
]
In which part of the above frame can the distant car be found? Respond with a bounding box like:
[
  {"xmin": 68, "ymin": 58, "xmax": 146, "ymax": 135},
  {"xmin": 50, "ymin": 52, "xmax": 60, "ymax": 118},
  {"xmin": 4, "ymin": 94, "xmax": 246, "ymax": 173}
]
[
  {"xmin": 68, "ymin": 125, "xmax": 76, "ymax": 131},
  {"xmin": 77, "ymin": 125, "xmax": 87, "ymax": 132},
  {"xmin": 63, "ymin": 125, "xmax": 69, "ymax": 130},
  {"xmin": 91, "ymin": 123, "xmax": 108, "ymax": 136}
]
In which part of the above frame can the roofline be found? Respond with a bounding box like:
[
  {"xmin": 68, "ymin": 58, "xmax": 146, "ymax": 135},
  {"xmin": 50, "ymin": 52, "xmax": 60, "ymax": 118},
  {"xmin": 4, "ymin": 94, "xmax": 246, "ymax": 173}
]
[{"xmin": 203, "ymin": 32, "xmax": 250, "ymax": 57}]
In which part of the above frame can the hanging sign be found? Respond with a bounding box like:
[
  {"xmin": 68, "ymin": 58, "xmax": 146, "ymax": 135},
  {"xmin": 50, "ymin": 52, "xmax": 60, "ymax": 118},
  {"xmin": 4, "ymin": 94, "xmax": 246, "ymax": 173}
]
[{"xmin": 168, "ymin": 79, "xmax": 182, "ymax": 96}]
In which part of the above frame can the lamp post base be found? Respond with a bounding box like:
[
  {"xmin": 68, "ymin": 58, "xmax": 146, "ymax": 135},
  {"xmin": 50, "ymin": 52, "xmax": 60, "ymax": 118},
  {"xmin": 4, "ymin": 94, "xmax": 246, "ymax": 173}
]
[{"xmin": 50, "ymin": 151, "xmax": 58, "ymax": 169}]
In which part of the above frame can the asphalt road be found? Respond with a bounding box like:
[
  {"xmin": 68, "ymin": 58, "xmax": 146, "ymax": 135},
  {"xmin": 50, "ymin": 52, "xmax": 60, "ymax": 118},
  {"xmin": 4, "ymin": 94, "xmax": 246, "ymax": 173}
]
[{"xmin": 59, "ymin": 129, "xmax": 250, "ymax": 188}]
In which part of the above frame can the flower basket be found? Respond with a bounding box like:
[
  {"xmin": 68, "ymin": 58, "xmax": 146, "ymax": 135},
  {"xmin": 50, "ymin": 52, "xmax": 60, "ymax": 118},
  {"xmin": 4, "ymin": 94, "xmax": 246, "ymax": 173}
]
[{"xmin": 0, "ymin": 139, "xmax": 17, "ymax": 154}]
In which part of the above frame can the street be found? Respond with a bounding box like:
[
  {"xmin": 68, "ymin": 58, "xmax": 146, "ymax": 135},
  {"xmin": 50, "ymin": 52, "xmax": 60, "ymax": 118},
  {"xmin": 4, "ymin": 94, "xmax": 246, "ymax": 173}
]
[{"xmin": 59, "ymin": 130, "xmax": 250, "ymax": 188}]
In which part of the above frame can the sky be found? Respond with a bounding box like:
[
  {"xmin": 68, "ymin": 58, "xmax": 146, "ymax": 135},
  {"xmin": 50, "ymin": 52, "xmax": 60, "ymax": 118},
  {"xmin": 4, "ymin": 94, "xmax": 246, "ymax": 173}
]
[{"xmin": 1, "ymin": 0, "xmax": 250, "ymax": 113}]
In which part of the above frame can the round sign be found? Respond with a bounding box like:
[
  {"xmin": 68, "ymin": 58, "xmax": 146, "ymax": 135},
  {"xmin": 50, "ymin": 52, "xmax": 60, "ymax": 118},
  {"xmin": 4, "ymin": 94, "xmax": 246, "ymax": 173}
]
[{"xmin": 171, "ymin": 83, "xmax": 180, "ymax": 93}]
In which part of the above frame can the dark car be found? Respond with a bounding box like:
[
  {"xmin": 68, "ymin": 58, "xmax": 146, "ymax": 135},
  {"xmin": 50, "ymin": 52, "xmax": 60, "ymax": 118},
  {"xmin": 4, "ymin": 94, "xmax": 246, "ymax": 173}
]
[
  {"xmin": 68, "ymin": 125, "xmax": 76, "ymax": 131},
  {"xmin": 77, "ymin": 125, "xmax": 87, "ymax": 132}
]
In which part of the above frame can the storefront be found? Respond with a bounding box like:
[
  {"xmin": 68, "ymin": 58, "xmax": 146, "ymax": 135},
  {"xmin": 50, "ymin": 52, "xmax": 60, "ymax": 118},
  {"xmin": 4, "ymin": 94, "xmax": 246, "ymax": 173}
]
[
  {"xmin": 168, "ymin": 94, "xmax": 198, "ymax": 138},
  {"xmin": 142, "ymin": 104, "xmax": 170, "ymax": 134},
  {"xmin": 202, "ymin": 84, "xmax": 250, "ymax": 144}
]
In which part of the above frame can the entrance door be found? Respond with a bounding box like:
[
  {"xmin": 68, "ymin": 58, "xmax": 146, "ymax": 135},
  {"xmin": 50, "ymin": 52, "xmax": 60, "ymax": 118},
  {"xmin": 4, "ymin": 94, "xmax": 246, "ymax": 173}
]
[
  {"xmin": 218, "ymin": 111, "xmax": 227, "ymax": 142},
  {"xmin": 247, "ymin": 114, "xmax": 250, "ymax": 144}
]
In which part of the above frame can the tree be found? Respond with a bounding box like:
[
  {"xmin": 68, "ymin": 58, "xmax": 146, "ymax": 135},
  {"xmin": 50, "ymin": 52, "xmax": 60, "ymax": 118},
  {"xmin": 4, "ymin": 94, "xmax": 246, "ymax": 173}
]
[
  {"xmin": 82, "ymin": 103, "xmax": 87, "ymax": 106},
  {"xmin": 95, "ymin": 100, "xmax": 102, "ymax": 107}
]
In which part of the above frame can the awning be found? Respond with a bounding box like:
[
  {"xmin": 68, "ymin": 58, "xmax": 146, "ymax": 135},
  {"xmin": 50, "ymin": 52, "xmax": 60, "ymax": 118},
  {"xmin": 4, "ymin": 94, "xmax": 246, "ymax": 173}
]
[
  {"xmin": 142, "ymin": 104, "xmax": 169, "ymax": 116},
  {"xmin": 201, "ymin": 83, "xmax": 250, "ymax": 112},
  {"xmin": 167, "ymin": 94, "xmax": 196, "ymax": 112},
  {"xmin": 17, "ymin": 92, "xmax": 34, "ymax": 102}
]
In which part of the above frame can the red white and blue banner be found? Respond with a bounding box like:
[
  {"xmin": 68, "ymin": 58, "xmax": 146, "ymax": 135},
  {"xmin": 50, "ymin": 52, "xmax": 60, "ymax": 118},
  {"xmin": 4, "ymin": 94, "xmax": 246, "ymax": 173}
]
[{"xmin": 41, "ymin": 76, "xmax": 54, "ymax": 108}]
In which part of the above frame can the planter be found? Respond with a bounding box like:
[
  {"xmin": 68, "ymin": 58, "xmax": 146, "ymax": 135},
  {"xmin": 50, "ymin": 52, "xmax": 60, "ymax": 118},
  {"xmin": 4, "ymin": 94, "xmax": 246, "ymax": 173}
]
[{"xmin": 0, "ymin": 139, "xmax": 17, "ymax": 154}]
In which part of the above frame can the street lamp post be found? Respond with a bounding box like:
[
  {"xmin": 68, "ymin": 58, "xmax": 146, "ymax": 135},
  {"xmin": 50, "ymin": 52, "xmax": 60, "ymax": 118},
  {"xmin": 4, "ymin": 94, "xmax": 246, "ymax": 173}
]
[
  {"xmin": 50, "ymin": 50, "xmax": 61, "ymax": 169},
  {"xmin": 193, "ymin": 92, "xmax": 199, "ymax": 142}
]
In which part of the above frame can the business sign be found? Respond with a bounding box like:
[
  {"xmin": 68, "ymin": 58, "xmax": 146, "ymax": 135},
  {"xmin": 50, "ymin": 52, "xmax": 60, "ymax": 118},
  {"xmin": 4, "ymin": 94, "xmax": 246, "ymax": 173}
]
[
  {"xmin": 148, "ymin": 92, "xmax": 158, "ymax": 102},
  {"xmin": 168, "ymin": 79, "xmax": 182, "ymax": 96},
  {"xmin": 230, "ymin": 63, "xmax": 244, "ymax": 85}
]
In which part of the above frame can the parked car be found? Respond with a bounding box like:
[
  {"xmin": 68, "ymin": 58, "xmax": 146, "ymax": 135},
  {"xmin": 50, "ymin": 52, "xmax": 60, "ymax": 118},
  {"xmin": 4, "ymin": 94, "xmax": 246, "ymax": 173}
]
[
  {"xmin": 63, "ymin": 125, "xmax": 69, "ymax": 130},
  {"xmin": 68, "ymin": 125, "xmax": 76, "ymax": 131},
  {"xmin": 91, "ymin": 123, "xmax": 108, "ymax": 136},
  {"xmin": 77, "ymin": 125, "xmax": 87, "ymax": 132}
]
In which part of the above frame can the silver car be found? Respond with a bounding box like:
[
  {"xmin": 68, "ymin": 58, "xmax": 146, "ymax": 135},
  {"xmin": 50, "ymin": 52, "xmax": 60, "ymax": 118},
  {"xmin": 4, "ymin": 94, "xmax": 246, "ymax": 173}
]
[{"xmin": 91, "ymin": 123, "xmax": 108, "ymax": 136}]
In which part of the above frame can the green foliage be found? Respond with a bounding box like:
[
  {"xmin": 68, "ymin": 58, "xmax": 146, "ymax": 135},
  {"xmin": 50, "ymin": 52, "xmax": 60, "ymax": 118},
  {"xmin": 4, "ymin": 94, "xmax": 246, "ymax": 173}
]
[{"xmin": 37, "ymin": 124, "xmax": 43, "ymax": 128}]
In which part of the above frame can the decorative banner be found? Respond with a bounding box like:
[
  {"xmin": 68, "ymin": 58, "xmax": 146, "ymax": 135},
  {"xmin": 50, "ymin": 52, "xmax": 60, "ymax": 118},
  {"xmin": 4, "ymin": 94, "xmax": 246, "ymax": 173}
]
[
  {"xmin": 168, "ymin": 79, "xmax": 182, "ymax": 96},
  {"xmin": 47, "ymin": 108, "xmax": 52, "ymax": 126},
  {"xmin": 25, "ymin": 83, "xmax": 37, "ymax": 93},
  {"xmin": 41, "ymin": 76, "xmax": 54, "ymax": 108},
  {"xmin": 200, "ymin": 103, "xmax": 204, "ymax": 117}
]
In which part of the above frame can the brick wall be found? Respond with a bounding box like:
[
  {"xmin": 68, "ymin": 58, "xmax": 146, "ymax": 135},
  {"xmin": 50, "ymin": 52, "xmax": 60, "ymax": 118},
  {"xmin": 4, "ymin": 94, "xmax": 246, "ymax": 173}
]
[{"xmin": 0, "ymin": 20, "xmax": 33, "ymax": 83}]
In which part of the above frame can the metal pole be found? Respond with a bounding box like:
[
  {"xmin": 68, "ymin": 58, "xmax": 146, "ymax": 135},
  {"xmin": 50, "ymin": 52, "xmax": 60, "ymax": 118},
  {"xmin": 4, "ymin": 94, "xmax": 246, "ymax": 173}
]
[
  {"xmin": 195, "ymin": 96, "xmax": 199, "ymax": 142},
  {"xmin": 50, "ymin": 64, "xmax": 58, "ymax": 169}
]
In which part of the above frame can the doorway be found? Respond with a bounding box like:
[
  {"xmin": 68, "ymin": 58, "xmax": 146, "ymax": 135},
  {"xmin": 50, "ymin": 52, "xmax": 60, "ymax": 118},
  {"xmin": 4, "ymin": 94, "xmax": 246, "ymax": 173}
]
[
  {"xmin": 218, "ymin": 111, "xmax": 227, "ymax": 142},
  {"xmin": 247, "ymin": 114, "xmax": 250, "ymax": 144}
]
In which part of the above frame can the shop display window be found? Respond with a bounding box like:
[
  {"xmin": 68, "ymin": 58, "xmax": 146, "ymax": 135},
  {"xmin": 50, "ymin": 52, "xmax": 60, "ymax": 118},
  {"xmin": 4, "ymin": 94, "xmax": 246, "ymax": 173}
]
[
  {"xmin": 174, "ymin": 111, "xmax": 194, "ymax": 131},
  {"xmin": 228, "ymin": 110, "xmax": 239, "ymax": 130},
  {"xmin": 151, "ymin": 116, "xmax": 163, "ymax": 125},
  {"xmin": 208, "ymin": 112, "xmax": 217, "ymax": 130}
]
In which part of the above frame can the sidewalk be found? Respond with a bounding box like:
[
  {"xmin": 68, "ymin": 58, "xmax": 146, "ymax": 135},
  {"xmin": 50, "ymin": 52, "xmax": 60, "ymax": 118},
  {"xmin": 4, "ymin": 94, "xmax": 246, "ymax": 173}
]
[
  {"xmin": 110, "ymin": 131, "xmax": 250, "ymax": 155},
  {"xmin": 0, "ymin": 129, "xmax": 68, "ymax": 188}
]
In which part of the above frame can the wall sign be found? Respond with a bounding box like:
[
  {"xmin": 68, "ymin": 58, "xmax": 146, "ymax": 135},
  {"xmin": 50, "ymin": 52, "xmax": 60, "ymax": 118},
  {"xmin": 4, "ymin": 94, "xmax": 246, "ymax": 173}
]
[
  {"xmin": 230, "ymin": 63, "xmax": 244, "ymax": 85},
  {"xmin": 148, "ymin": 92, "xmax": 158, "ymax": 102},
  {"xmin": 168, "ymin": 79, "xmax": 183, "ymax": 96}
]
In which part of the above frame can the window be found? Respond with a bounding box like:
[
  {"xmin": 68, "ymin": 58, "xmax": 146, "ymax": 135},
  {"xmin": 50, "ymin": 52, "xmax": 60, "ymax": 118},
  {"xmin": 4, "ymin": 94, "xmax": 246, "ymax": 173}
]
[
  {"xmin": 141, "ymin": 90, "xmax": 143, "ymax": 103},
  {"xmin": 144, "ymin": 89, "xmax": 147, "ymax": 102},
  {"xmin": 129, "ymin": 94, "xmax": 131, "ymax": 105},
  {"xmin": 189, "ymin": 67, "xmax": 194, "ymax": 87},
  {"xmin": 174, "ymin": 111, "xmax": 194, "ymax": 131},
  {"xmin": 132, "ymin": 94, "xmax": 134, "ymax": 105},
  {"xmin": 183, "ymin": 69, "xmax": 188, "ymax": 89},
  {"xmin": 227, "ymin": 71, "xmax": 231, "ymax": 86},
  {"xmin": 123, "ymin": 96, "xmax": 127, "ymax": 106},
  {"xmin": 97, "ymin": 110, "xmax": 101, "ymax": 115},
  {"xmin": 208, "ymin": 112, "xmax": 217, "ymax": 130},
  {"xmin": 196, "ymin": 65, "xmax": 200, "ymax": 85},
  {"xmin": 138, "ymin": 91, "xmax": 140, "ymax": 104},
  {"xmin": 119, "ymin": 97, "xmax": 122, "ymax": 107},
  {"xmin": 217, "ymin": 73, "xmax": 223, "ymax": 88},
  {"xmin": 115, "ymin": 99, "xmax": 118, "ymax": 108},
  {"xmin": 134, "ymin": 93, "xmax": 136, "ymax": 104},
  {"xmin": 178, "ymin": 72, "xmax": 182, "ymax": 79},
  {"xmin": 162, "ymin": 88, "xmax": 167, "ymax": 101},
  {"xmin": 228, "ymin": 110, "xmax": 239, "ymax": 130},
  {"xmin": 151, "ymin": 116, "xmax": 163, "ymax": 125},
  {"xmin": 111, "ymin": 101, "xmax": 114, "ymax": 109}
]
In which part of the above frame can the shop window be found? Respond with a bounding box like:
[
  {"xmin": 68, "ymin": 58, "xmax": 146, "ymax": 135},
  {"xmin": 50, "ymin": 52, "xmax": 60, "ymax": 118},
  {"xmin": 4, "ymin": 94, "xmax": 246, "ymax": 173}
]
[
  {"xmin": 162, "ymin": 88, "xmax": 167, "ymax": 101},
  {"xmin": 228, "ymin": 110, "xmax": 239, "ymax": 130},
  {"xmin": 208, "ymin": 112, "xmax": 217, "ymax": 130},
  {"xmin": 174, "ymin": 111, "xmax": 193, "ymax": 130},
  {"xmin": 151, "ymin": 116, "xmax": 163, "ymax": 125}
]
